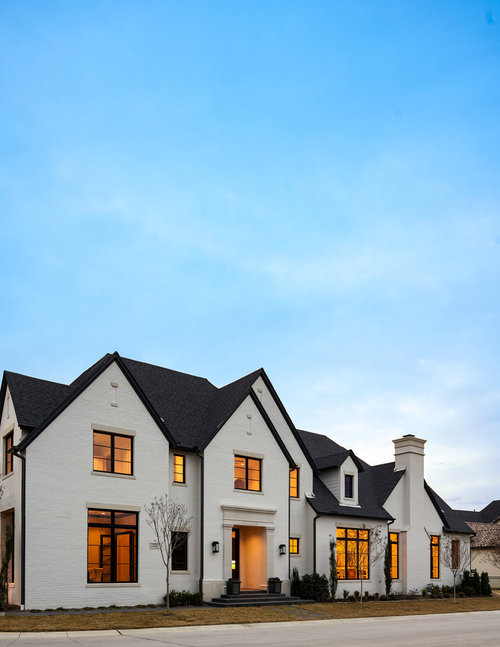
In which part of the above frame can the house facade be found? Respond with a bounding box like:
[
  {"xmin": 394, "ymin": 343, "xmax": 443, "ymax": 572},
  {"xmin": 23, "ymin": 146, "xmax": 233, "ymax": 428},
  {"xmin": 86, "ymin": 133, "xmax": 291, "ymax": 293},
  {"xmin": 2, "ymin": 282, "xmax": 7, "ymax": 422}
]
[{"xmin": 0, "ymin": 352, "xmax": 475, "ymax": 609}]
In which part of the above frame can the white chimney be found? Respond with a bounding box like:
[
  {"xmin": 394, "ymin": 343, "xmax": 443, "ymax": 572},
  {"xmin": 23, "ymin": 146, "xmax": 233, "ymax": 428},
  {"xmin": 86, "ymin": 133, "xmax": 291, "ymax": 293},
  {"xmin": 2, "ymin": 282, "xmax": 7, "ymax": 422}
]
[{"xmin": 393, "ymin": 434, "xmax": 426, "ymax": 530}]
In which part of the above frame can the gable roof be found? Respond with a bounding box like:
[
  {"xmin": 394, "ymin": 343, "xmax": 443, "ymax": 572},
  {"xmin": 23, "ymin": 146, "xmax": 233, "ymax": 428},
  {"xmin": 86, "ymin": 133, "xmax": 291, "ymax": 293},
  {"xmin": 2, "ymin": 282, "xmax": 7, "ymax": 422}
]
[
  {"xmin": 369, "ymin": 462, "xmax": 405, "ymax": 506},
  {"xmin": 1, "ymin": 371, "xmax": 70, "ymax": 431},
  {"xmin": 4, "ymin": 354, "xmax": 307, "ymax": 463}
]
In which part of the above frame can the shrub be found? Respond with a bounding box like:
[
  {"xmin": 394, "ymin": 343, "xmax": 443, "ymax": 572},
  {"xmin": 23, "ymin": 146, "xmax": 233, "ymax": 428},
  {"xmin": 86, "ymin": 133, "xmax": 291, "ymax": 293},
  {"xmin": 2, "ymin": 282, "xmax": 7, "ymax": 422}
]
[
  {"xmin": 300, "ymin": 573, "xmax": 330, "ymax": 602},
  {"xmin": 462, "ymin": 586, "xmax": 475, "ymax": 597},
  {"xmin": 163, "ymin": 590, "xmax": 203, "ymax": 607},
  {"xmin": 481, "ymin": 572, "xmax": 492, "ymax": 596},
  {"xmin": 343, "ymin": 589, "xmax": 349, "ymax": 600},
  {"xmin": 472, "ymin": 570, "xmax": 481, "ymax": 595},
  {"xmin": 291, "ymin": 567, "xmax": 301, "ymax": 597}
]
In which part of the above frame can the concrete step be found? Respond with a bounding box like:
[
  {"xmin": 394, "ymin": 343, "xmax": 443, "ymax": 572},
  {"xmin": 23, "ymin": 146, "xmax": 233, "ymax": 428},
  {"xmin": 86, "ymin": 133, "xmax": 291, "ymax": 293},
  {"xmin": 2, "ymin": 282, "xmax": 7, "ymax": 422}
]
[{"xmin": 207, "ymin": 593, "xmax": 314, "ymax": 607}]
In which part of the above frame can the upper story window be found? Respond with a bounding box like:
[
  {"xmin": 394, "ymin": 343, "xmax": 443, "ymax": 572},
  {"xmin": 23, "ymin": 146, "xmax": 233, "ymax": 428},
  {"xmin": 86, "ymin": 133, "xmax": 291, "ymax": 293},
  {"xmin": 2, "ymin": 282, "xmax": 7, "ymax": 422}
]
[
  {"xmin": 289, "ymin": 537, "xmax": 300, "ymax": 555},
  {"xmin": 173, "ymin": 454, "xmax": 186, "ymax": 484},
  {"xmin": 430, "ymin": 535, "xmax": 440, "ymax": 579},
  {"xmin": 389, "ymin": 532, "xmax": 399, "ymax": 579},
  {"xmin": 289, "ymin": 467, "xmax": 299, "ymax": 498},
  {"xmin": 344, "ymin": 474, "xmax": 354, "ymax": 499},
  {"xmin": 336, "ymin": 527, "xmax": 369, "ymax": 580},
  {"xmin": 3, "ymin": 431, "xmax": 13, "ymax": 475},
  {"xmin": 234, "ymin": 455, "xmax": 261, "ymax": 491},
  {"xmin": 87, "ymin": 509, "xmax": 137, "ymax": 583},
  {"xmin": 93, "ymin": 431, "xmax": 133, "ymax": 475}
]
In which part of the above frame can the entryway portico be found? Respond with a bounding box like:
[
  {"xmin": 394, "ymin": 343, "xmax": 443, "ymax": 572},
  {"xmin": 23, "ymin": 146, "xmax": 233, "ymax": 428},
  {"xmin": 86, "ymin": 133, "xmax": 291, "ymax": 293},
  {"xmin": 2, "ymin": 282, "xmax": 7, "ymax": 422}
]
[{"xmin": 221, "ymin": 504, "xmax": 276, "ymax": 590}]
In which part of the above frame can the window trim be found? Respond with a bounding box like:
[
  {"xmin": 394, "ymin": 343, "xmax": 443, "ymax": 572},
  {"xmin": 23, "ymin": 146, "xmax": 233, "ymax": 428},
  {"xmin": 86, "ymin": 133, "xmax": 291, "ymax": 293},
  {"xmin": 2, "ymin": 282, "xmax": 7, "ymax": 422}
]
[
  {"xmin": 87, "ymin": 509, "xmax": 138, "ymax": 584},
  {"xmin": 289, "ymin": 467, "xmax": 299, "ymax": 499},
  {"xmin": 234, "ymin": 455, "xmax": 262, "ymax": 492},
  {"xmin": 173, "ymin": 454, "xmax": 186, "ymax": 484},
  {"xmin": 430, "ymin": 535, "xmax": 440, "ymax": 579},
  {"xmin": 336, "ymin": 527, "xmax": 370, "ymax": 580},
  {"xmin": 3, "ymin": 431, "xmax": 13, "ymax": 475},
  {"xmin": 389, "ymin": 532, "xmax": 399, "ymax": 580},
  {"xmin": 93, "ymin": 430, "xmax": 134, "ymax": 476}
]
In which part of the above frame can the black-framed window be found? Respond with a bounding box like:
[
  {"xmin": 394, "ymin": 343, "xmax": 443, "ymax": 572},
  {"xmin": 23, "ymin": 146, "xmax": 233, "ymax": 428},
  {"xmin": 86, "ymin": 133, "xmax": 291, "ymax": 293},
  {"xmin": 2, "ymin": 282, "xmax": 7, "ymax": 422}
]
[
  {"xmin": 430, "ymin": 535, "xmax": 440, "ymax": 579},
  {"xmin": 289, "ymin": 467, "xmax": 299, "ymax": 498},
  {"xmin": 234, "ymin": 455, "xmax": 261, "ymax": 491},
  {"xmin": 289, "ymin": 537, "xmax": 300, "ymax": 554},
  {"xmin": 344, "ymin": 474, "xmax": 354, "ymax": 499},
  {"xmin": 336, "ymin": 527, "xmax": 369, "ymax": 580},
  {"xmin": 3, "ymin": 432, "xmax": 13, "ymax": 475},
  {"xmin": 93, "ymin": 431, "xmax": 133, "ymax": 475},
  {"xmin": 389, "ymin": 532, "xmax": 399, "ymax": 579},
  {"xmin": 87, "ymin": 509, "xmax": 138, "ymax": 583},
  {"xmin": 173, "ymin": 454, "xmax": 185, "ymax": 483},
  {"xmin": 172, "ymin": 531, "xmax": 188, "ymax": 570}
]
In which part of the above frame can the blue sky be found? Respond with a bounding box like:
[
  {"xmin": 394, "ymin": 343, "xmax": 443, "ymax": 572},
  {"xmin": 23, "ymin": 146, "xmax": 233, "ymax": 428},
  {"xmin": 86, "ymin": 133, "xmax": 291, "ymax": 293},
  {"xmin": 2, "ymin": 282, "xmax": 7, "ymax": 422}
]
[{"xmin": 1, "ymin": 1, "xmax": 499, "ymax": 509}]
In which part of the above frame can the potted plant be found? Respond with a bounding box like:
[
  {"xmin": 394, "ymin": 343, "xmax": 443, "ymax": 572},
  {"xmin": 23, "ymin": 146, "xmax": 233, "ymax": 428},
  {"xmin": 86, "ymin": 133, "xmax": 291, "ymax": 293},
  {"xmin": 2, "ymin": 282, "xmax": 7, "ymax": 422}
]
[
  {"xmin": 268, "ymin": 577, "xmax": 282, "ymax": 594},
  {"xmin": 226, "ymin": 577, "xmax": 241, "ymax": 595}
]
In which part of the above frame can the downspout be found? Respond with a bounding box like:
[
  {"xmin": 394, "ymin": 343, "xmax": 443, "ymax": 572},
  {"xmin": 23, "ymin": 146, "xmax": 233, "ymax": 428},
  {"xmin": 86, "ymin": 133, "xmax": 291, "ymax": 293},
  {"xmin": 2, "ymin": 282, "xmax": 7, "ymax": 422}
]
[
  {"xmin": 288, "ymin": 482, "xmax": 291, "ymax": 580},
  {"xmin": 196, "ymin": 449, "xmax": 204, "ymax": 597},
  {"xmin": 313, "ymin": 513, "xmax": 322, "ymax": 574},
  {"xmin": 10, "ymin": 446, "xmax": 25, "ymax": 610}
]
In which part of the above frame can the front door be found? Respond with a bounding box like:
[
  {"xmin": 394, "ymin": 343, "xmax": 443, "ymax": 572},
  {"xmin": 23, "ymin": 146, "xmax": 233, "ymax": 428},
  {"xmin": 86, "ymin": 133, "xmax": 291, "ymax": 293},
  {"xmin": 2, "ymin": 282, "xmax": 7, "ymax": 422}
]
[{"xmin": 232, "ymin": 528, "xmax": 240, "ymax": 580}]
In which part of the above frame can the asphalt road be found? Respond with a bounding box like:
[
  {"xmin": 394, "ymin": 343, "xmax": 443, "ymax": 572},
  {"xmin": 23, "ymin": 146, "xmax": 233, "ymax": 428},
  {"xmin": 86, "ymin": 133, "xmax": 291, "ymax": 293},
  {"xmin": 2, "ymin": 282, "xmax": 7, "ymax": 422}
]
[{"xmin": 0, "ymin": 611, "xmax": 499, "ymax": 646}]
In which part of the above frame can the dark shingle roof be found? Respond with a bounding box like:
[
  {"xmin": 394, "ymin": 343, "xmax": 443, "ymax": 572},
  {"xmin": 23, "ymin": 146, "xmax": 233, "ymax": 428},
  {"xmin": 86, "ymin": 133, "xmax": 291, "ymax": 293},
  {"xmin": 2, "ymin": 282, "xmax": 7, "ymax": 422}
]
[
  {"xmin": 424, "ymin": 484, "xmax": 474, "ymax": 534},
  {"xmin": 369, "ymin": 462, "xmax": 405, "ymax": 506},
  {"xmin": 450, "ymin": 500, "xmax": 500, "ymax": 525},
  {"xmin": 297, "ymin": 430, "xmax": 345, "ymax": 459},
  {"xmin": 3, "ymin": 371, "xmax": 70, "ymax": 430},
  {"xmin": 307, "ymin": 474, "xmax": 393, "ymax": 520}
]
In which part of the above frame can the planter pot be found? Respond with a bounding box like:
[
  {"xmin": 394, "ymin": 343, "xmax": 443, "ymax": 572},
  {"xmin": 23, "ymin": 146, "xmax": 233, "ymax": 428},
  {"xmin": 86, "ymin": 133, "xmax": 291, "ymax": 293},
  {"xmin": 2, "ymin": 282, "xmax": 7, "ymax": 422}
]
[
  {"xmin": 268, "ymin": 580, "xmax": 282, "ymax": 594},
  {"xmin": 227, "ymin": 580, "xmax": 241, "ymax": 595}
]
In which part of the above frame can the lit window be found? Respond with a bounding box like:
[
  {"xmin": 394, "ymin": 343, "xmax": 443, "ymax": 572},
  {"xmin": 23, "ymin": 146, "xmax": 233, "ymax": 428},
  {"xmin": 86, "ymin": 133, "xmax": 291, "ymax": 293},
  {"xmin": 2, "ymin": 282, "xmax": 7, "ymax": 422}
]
[
  {"xmin": 336, "ymin": 527, "xmax": 370, "ymax": 580},
  {"xmin": 289, "ymin": 537, "xmax": 300, "ymax": 554},
  {"xmin": 234, "ymin": 455, "xmax": 261, "ymax": 491},
  {"xmin": 172, "ymin": 531, "xmax": 188, "ymax": 570},
  {"xmin": 289, "ymin": 467, "xmax": 299, "ymax": 498},
  {"xmin": 173, "ymin": 454, "xmax": 185, "ymax": 483},
  {"xmin": 3, "ymin": 432, "xmax": 13, "ymax": 475},
  {"xmin": 87, "ymin": 509, "xmax": 137, "ymax": 583},
  {"xmin": 389, "ymin": 532, "xmax": 399, "ymax": 579},
  {"xmin": 93, "ymin": 431, "xmax": 133, "ymax": 475},
  {"xmin": 344, "ymin": 474, "xmax": 354, "ymax": 499},
  {"xmin": 452, "ymin": 539, "xmax": 459, "ymax": 570},
  {"xmin": 430, "ymin": 535, "xmax": 440, "ymax": 579}
]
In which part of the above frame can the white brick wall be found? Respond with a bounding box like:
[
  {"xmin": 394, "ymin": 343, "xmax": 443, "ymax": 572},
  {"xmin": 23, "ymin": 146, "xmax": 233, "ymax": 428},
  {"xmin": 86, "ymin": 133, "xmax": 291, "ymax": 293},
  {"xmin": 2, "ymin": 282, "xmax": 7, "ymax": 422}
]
[{"xmin": 24, "ymin": 362, "xmax": 172, "ymax": 609}]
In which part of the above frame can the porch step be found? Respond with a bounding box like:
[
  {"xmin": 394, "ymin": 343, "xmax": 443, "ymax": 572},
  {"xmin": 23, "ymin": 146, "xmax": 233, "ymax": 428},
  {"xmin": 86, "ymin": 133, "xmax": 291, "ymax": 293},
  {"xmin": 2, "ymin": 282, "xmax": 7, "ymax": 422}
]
[{"xmin": 207, "ymin": 590, "xmax": 313, "ymax": 607}]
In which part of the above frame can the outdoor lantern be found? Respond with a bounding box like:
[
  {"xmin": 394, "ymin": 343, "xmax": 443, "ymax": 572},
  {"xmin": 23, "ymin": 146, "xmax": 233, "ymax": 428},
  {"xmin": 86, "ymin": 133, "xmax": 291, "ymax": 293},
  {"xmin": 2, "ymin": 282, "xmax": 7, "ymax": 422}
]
[
  {"xmin": 212, "ymin": 541, "xmax": 220, "ymax": 553},
  {"xmin": 279, "ymin": 544, "xmax": 286, "ymax": 555}
]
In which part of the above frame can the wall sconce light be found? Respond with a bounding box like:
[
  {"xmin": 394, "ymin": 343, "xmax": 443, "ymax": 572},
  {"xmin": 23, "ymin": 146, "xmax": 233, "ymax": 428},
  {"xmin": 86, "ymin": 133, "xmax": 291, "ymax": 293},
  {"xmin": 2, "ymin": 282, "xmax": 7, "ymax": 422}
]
[
  {"xmin": 212, "ymin": 541, "xmax": 220, "ymax": 554},
  {"xmin": 279, "ymin": 544, "xmax": 286, "ymax": 555}
]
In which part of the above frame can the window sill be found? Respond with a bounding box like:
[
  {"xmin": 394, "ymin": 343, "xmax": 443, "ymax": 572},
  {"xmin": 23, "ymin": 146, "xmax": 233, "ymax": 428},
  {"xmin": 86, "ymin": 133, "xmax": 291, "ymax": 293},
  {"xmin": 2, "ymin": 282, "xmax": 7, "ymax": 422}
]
[
  {"xmin": 1, "ymin": 471, "xmax": 14, "ymax": 481},
  {"xmin": 290, "ymin": 554, "xmax": 300, "ymax": 558},
  {"xmin": 86, "ymin": 583, "xmax": 140, "ymax": 588},
  {"xmin": 172, "ymin": 482, "xmax": 188, "ymax": 487},
  {"xmin": 233, "ymin": 489, "xmax": 263, "ymax": 495},
  {"xmin": 290, "ymin": 496, "xmax": 301, "ymax": 501},
  {"xmin": 91, "ymin": 471, "xmax": 136, "ymax": 480},
  {"xmin": 172, "ymin": 570, "xmax": 190, "ymax": 575}
]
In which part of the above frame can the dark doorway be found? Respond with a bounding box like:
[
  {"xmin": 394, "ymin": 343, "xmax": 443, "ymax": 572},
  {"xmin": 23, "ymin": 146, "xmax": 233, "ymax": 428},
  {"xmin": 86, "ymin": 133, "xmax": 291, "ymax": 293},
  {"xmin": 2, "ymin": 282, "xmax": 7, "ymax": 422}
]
[{"xmin": 232, "ymin": 528, "xmax": 240, "ymax": 580}]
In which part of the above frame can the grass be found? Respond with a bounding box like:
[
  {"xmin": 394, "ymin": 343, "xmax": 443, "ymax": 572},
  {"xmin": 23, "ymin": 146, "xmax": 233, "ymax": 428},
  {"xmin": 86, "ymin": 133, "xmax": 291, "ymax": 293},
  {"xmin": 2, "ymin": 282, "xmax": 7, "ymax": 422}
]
[{"xmin": 0, "ymin": 595, "xmax": 499, "ymax": 632}]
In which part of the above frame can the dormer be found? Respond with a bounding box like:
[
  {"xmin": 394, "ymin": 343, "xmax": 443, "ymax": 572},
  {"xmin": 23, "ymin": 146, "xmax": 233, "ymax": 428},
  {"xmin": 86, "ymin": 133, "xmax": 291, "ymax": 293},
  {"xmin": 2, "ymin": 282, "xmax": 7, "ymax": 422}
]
[{"xmin": 315, "ymin": 449, "xmax": 364, "ymax": 506}]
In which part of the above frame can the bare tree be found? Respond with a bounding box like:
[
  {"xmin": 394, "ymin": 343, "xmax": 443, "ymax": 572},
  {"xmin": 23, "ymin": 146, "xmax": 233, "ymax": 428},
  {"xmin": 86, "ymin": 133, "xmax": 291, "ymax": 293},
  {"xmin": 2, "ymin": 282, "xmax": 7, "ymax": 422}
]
[
  {"xmin": 144, "ymin": 493, "xmax": 193, "ymax": 614},
  {"xmin": 441, "ymin": 536, "xmax": 471, "ymax": 602},
  {"xmin": 360, "ymin": 525, "xmax": 387, "ymax": 602},
  {"xmin": 487, "ymin": 545, "xmax": 500, "ymax": 570}
]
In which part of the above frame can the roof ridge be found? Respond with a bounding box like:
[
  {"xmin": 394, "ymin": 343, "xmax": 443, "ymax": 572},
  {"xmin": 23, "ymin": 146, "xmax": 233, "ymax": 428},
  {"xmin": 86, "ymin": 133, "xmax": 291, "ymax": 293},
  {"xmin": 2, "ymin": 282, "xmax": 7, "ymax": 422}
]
[
  {"xmin": 121, "ymin": 356, "xmax": 215, "ymax": 386},
  {"xmin": 5, "ymin": 370, "xmax": 68, "ymax": 388}
]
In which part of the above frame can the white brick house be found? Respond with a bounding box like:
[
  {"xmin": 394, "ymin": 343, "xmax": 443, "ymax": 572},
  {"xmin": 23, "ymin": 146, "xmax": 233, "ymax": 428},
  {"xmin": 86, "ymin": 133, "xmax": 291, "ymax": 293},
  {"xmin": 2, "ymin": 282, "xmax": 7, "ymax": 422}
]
[{"xmin": 0, "ymin": 352, "xmax": 475, "ymax": 609}]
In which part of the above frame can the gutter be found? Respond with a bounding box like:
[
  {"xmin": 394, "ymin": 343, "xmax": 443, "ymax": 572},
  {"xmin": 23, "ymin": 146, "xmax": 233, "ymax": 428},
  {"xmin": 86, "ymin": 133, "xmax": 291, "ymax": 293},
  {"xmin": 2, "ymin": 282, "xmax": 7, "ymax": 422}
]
[
  {"xmin": 196, "ymin": 449, "xmax": 204, "ymax": 596},
  {"xmin": 9, "ymin": 446, "xmax": 25, "ymax": 610},
  {"xmin": 313, "ymin": 513, "xmax": 322, "ymax": 573}
]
